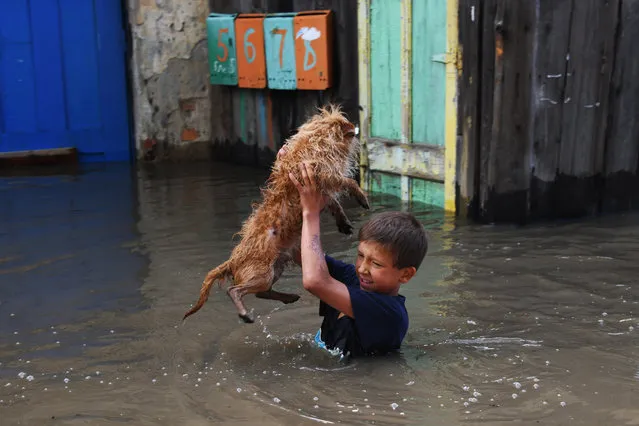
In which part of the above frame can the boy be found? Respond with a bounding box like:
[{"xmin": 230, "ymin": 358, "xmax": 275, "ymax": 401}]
[{"xmin": 289, "ymin": 162, "xmax": 428, "ymax": 359}]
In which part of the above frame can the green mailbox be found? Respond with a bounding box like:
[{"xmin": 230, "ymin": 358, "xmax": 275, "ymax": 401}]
[{"xmin": 207, "ymin": 13, "xmax": 238, "ymax": 85}]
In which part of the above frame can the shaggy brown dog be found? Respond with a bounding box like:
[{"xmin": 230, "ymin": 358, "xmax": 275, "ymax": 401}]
[{"xmin": 183, "ymin": 105, "xmax": 370, "ymax": 323}]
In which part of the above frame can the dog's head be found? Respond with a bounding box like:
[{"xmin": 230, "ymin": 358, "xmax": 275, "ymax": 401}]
[{"xmin": 305, "ymin": 104, "xmax": 359, "ymax": 152}]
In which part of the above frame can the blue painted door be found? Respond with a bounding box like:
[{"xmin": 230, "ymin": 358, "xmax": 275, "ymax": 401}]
[{"xmin": 0, "ymin": 0, "xmax": 131, "ymax": 162}]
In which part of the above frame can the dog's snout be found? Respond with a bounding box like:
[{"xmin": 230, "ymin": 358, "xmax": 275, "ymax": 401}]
[{"xmin": 341, "ymin": 122, "xmax": 356, "ymax": 138}]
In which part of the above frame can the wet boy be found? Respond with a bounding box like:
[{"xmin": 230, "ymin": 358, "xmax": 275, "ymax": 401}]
[{"xmin": 289, "ymin": 162, "xmax": 428, "ymax": 359}]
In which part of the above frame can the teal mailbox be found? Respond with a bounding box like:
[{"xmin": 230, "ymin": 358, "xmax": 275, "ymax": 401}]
[
  {"xmin": 207, "ymin": 13, "xmax": 238, "ymax": 85},
  {"xmin": 263, "ymin": 13, "xmax": 297, "ymax": 90}
]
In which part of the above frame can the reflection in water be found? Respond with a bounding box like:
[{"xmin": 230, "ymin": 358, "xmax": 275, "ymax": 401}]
[{"xmin": 1, "ymin": 162, "xmax": 638, "ymax": 425}]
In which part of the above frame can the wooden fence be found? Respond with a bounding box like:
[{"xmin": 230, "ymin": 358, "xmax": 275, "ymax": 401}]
[
  {"xmin": 458, "ymin": 0, "xmax": 639, "ymax": 224},
  {"xmin": 206, "ymin": 0, "xmax": 359, "ymax": 168}
]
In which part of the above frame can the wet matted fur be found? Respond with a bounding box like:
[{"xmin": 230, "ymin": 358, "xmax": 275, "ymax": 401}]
[{"xmin": 183, "ymin": 105, "xmax": 370, "ymax": 323}]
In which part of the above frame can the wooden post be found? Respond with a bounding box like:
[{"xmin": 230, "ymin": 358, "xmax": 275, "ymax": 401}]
[
  {"xmin": 556, "ymin": 0, "xmax": 620, "ymax": 218},
  {"xmin": 478, "ymin": 0, "xmax": 535, "ymax": 224},
  {"xmin": 529, "ymin": 0, "xmax": 573, "ymax": 220},
  {"xmin": 602, "ymin": 0, "xmax": 639, "ymax": 212},
  {"xmin": 444, "ymin": 0, "xmax": 459, "ymax": 214},
  {"xmin": 457, "ymin": 0, "xmax": 481, "ymax": 218},
  {"xmin": 399, "ymin": 0, "xmax": 413, "ymax": 202},
  {"xmin": 357, "ymin": 0, "xmax": 372, "ymax": 193}
]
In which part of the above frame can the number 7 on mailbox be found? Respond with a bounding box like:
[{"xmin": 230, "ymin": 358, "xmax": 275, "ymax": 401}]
[{"xmin": 264, "ymin": 13, "xmax": 297, "ymax": 90}]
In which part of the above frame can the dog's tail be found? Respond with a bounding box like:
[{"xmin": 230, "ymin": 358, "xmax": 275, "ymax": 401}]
[{"xmin": 183, "ymin": 260, "xmax": 232, "ymax": 320}]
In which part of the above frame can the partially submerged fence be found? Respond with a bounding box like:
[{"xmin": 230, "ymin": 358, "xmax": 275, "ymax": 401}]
[{"xmin": 458, "ymin": 0, "xmax": 639, "ymax": 223}]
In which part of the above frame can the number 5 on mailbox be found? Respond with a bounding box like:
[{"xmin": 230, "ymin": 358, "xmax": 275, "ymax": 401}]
[
  {"xmin": 264, "ymin": 13, "xmax": 297, "ymax": 90},
  {"xmin": 207, "ymin": 13, "xmax": 238, "ymax": 85}
]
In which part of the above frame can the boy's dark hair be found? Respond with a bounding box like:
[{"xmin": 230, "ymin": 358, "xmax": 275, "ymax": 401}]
[{"xmin": 358, "ymin": 211, "xmax": 428, "ymax": 270}]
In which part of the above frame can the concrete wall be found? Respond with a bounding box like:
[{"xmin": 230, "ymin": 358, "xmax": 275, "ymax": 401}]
[{"xmin": 127, "ymin": 0, "xmax": 212, "ymax": 161}]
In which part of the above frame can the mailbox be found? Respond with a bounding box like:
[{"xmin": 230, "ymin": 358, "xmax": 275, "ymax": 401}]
[
  {"xmin": 234, "ymin": 14, "xmax": 267, "ymax": 89},
  {"xmin": 206, "ymin": 13, "xmax": 238, "ymax": 85},
  {"xmin": 263, "ymin": 13, "xmax": 297, "ymax": 90},
  {"xmin": 293, "ymin": 10, "xmax": 333, "ymax": 90}
]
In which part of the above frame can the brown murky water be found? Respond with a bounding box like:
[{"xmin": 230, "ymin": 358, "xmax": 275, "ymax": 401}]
[{"xmin": 1, "ymin": 162, "xmax": 638, "ymax": 425}]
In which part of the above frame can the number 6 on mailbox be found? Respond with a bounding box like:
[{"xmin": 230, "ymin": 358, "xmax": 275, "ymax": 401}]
[{"xmin": 235, "ymin": 14, "xmax": 267, "ymax": 89}]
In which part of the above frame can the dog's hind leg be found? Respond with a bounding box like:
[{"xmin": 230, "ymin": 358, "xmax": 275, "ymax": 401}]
[
  {"xmin": 256, "ymin": 252, "xmax": 300, "ymax": 304},
  {"xmin": 229, "ymin": 256, "xmax": 290, "ymax": 323},
  {"xmin": 326, "ymin": 196, "xmax": 354, "ymax": 235},
  {"xmin": 228, "ymin": 283, "xmax": 264, "ymax": 324}
]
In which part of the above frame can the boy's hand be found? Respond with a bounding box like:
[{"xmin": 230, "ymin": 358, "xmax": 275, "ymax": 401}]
[
  {"xmin": 289, "ymin": 162, "xmax": 328, "ymax": 215},
  {"xmin": 277, "ymin": 144, "xmax": 289, "ymax": 160}
]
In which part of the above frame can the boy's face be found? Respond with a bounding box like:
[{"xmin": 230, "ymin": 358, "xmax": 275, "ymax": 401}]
[{"xmin": 355, "ymin": 240, "xmax": 417, "ymax": 295}]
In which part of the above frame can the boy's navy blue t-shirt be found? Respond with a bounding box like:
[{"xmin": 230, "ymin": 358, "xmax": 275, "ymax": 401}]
[{"xmin": 318, "ymin": 254, "xmax": 409, "ymax": 358}]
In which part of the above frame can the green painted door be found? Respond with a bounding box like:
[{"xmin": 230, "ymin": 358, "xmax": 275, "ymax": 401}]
[{"xmin": 358, "ymin": 0, "xmax": 459, "ymax": 211}]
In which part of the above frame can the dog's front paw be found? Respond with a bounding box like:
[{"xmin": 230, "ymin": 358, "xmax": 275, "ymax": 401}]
[
  {"xmin": 355, "ymin": 193, "xmax": 370, "ymax": 210},
  {"xmin": 337, "ymin": 219, "xmax": 354, "ymax": 235}
]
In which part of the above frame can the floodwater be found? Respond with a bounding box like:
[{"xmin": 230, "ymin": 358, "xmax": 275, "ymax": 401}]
[{"xmin": 1, "ymin": 162, "xmax": 637, "ymax": 426}]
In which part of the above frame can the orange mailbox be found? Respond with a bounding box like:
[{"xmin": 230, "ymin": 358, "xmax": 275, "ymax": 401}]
[
  {"xmin": 293, "ymin": 10, "xmax": 333, "ymax": 90},
  {"xmin": 235, "ymin": 14, "xmax": 267, "ymax": 89}
]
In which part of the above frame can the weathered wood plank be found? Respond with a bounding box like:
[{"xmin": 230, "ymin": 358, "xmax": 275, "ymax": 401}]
[
  {"xmin": 602, "ymin": 0, "xmax": 639, "ymax": 212},
  {"xmin": 0, "ymin": 147, "xmax": 78, "ymax": 169},
  {"xmin": 479, "ymin": 0, "xmax": 535, "ymax": 224},
  {"xmin": 412, "ymin": 179, "xmax": 445, "ymax": 208},
  {"xmin": 370, "ymin": 171, "xmax": 402, "ymax": 202},
  {"xmin": 529, "ymin": 0, "xmax": 573, "ymax": 220},
  {"xmin": 477, "ymin": 0, "xmax": 496, "ymax": 221},
  {"xmin": 557, "ymin": 0, "xmax": 620, "ymax": 216},
  {"xmin": 400, "ymin": 0, "xmax": 412, "ymax": 147},
  {"xmin": 412, "ymin": 0, "xmax": 446, "ymax": 146},
  {"xmin": 457, "ymin": 0, "xmax": 481, "ymax": 217},
  {"xmin": 366, "ymin": 138, "xmax": 445, "ymax": 183},
  {"xmin": 370, "ymin": 0, "xmax": 402, "ymax": 140}
]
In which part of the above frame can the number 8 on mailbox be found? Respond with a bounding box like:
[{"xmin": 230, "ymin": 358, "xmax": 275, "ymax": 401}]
[{"xmin": 294, "ymin": 10, "xmax": 333, "ymax": 90}]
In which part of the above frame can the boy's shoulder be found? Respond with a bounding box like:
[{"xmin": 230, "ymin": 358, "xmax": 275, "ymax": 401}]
[{"xmin": 323, "ymin": 254, "xmax": 409, "ymax": 356}]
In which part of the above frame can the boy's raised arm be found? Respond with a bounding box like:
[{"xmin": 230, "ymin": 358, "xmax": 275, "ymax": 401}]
[{"xmin": 289, "ymin": 163, "xmax": 355, "ymax": 318}]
